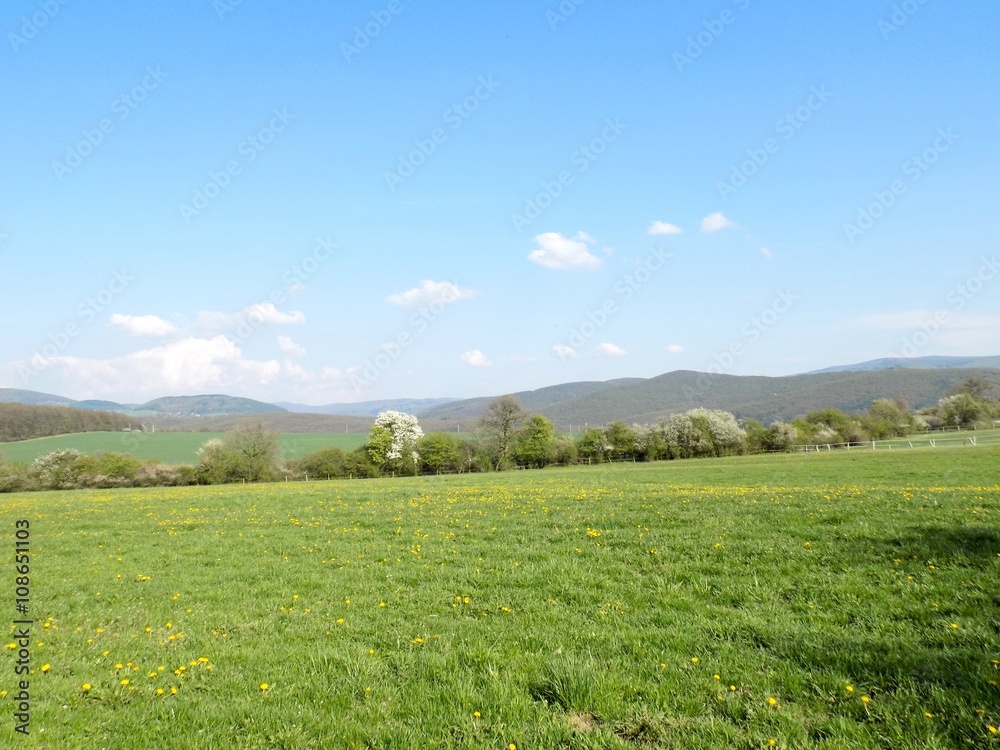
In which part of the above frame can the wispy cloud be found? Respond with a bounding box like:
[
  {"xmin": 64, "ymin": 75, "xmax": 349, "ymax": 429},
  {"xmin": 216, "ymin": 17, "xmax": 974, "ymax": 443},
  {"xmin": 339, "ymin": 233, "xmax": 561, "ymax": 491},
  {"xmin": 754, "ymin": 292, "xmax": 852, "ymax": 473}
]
[
  {"xmin": 197, "ymin": 302, "xmax": 305, "ymax": 331},
  {"xmin": 108, "ymin": 314, "xmax": 178, "ymax": 337},
  {"xmin": 665, "ymin": 344, "xmax": 685, "ymax": 354},
  {"xmin": 597, "ymin": 342, "xmax": 626, "ymax": 356},
  {"xmin": 386, "ymin": 280, "xmax": 477, "ymax": 308},
  {"xmin": 648, "ymin": 220, "xmax": 683, "ymax": 236},
  {"xmin": 277, "ymin": 335, "xmax": 306, "ymax": 357},
  {"xmin": 553, "ymin": 344, "xmax": 579, "ymax": 359},
  {"xmin": 701, "ymin": 212, "xmax": 736, "ymax": 233},
  {"xmin": 459, "ymin": 349, "xmax": 492, "ymax": 367}
]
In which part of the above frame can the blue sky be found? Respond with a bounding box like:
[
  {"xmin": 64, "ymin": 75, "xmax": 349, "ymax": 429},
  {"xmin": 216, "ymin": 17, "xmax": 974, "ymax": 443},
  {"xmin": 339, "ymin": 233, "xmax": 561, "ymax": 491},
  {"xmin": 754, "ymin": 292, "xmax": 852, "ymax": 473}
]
[{"xmin": 2, "ymin": 0, "xmax": 998, "ymax": 405}]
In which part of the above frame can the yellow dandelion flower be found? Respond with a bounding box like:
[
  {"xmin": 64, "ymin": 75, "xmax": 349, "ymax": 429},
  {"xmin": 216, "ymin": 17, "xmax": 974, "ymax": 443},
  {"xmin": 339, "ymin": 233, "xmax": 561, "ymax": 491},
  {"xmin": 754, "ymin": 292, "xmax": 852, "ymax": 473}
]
[
  {"xmin": 924, "ymin": 712, "xmax": 933, "ymax": 718},
  {"xmin": 170, "ymin": 687, "xmax": 178, "ymax": 695},
  {"xmin": 473, "ymin": 711, "xmax": 481, "ymax": 718},
  {"xmin": 81, "ymin": 683, "xmax": 91, "ymax": 692},
  {"xmin": 845, "ymin": 684, "xmax": 854, "ymax": 692},
  {"xmin": 40, "ymin": 664, "xmax": 50, "ymax": 673},
  {"xmin": 989, "ymin": 726, "xmax": 998, "ymax": 735},
  {"xmin": 768, "ymin": 741, "xmax": 777, "ymax": 748},
  {"xmin": 260, "ymin": 682, "xmax": 269, "ymax": 691},
  {"xmin": 861, "ymin": 695, "xmax": 870, "ymax": 704},
  {"xmin": 768, "ymin": 697, "xmax": 778, "ymax": 707},
  {"xmin": 156, "ymin": 688, "xmax": 164, "ymax": 696},
  {"xmin": 120, "ymin": 679, "xmax": 129, "ymax": 686},
  {"xmin": 690, "ymin": 657, "xmax": 699, "ymax": 664}
]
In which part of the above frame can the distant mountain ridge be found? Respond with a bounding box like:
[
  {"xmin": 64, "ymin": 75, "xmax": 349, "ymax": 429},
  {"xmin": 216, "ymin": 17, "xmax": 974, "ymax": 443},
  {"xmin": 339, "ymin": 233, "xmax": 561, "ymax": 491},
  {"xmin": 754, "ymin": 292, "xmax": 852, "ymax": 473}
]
[
  {"xmin": 0, "ymin": 389, "xmax": 285, "ymax": 418},
  {"xmin": 275, "ymin": 398, "xmax": 458, "ymax": 417},
  {"xmin": 2, "ymin": 354, "xmax": 997, "ymax": 428},
  {"xmin": 418, "ymin": 367, "xmax": 1000, "ymax": 426},
  {"xmin": 809, "ymin": 355, "xmax": 1000, "ymax": 373}
]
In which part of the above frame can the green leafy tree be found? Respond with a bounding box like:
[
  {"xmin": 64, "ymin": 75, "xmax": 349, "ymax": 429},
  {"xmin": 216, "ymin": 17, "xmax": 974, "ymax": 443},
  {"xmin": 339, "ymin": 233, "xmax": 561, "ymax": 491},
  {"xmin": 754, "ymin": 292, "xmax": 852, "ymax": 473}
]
[
  {"xmin": 291, "ymin": 447, "xmax": 348, "ymax": 479},
  {"xmin": 480, "ymin": 395, "xmax": 527, "ymax": 470},
  {"xmin": 576, "ymin": 427, "xmax": 612, "ymax": 462},
  {"xmin": 514, "ymin": 414, "xmax": 556, "ymax": 468},
  {"xmin": 938, "ymin": 393, "xmax": 981, "ymax": 428},
  {"xmin": 226, "ymin": 421, "xmax": 283, "ymax": 482},
  {"xmin": 418, "ymin": 433, "xmax": 463, "ymax": 474},
  {"xmin": 603, "ymin": 421, "xmax": 637, "ymax": 459},
  {"xmin": 863, "ymin": 398, "xmax": 915, "ymax": 439}
]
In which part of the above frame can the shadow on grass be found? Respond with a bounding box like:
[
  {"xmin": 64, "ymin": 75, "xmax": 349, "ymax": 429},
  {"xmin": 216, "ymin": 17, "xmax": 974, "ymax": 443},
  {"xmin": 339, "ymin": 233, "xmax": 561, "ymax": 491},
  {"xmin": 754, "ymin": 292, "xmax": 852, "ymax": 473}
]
[{"xmin": 882, "ymin": 524, "xmax": 1000, "ymax": 562}]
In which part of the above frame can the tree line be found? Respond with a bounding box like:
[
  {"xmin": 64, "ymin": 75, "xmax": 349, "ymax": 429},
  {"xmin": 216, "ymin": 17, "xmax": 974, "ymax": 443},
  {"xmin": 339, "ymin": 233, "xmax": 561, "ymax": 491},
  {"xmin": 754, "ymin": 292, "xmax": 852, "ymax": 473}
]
[
  {"xmin": 1, "ymin": 377, "xmax": 996, "ymax": 493},
  {"xmin": 0, "ymin": 403, "xmax": 134, "ymax": 442}
]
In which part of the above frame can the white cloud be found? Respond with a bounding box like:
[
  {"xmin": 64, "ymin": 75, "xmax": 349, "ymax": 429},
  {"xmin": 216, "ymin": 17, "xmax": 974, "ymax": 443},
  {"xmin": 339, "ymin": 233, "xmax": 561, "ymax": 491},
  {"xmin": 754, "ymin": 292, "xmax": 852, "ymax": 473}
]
[
  {"xmin": 386, "ymin": 280, "xmax": 477, "ymax": 308},
  {"xmin": 507, "ymin": 353, "xmax": 538, "ymax": 363},
  {"xmin": 108, "ymin": 314, "xmax": 178, "ymax": 337},
  {"xmin": 701, "ymin": 212, "xmax": 736, "ymax": 233},
  {"xmin": 277, "ymin": 335, "xmax": 306, "ymax": 357},
  {"xmin": 459, "ymin": 349, "xmax": 492, "ymax": 367},
  {"xmin": 553, "ymin": 344, "xmax": 579, "ymax": 359},
  {"xmin": 760, "ymin": 247, "xmax": 774, "ymax": 259},
  {"xmin": 197, "ymin": 302, "xmax": 305, "ymax": 331},
  {"xmin": 648, "ymin": 221, "xmax": 683, "ymax": 236},
  {"xmin": 597, "ymin": 342, "xmax": 626, "ymax": 357},
  {"xmin": 665, "ymin": 344, "xmax": 685, "ymax": 354},
  {"xmin": 528, "ymin": 232, "xmax": 603, "ymax": 270},
  {"xmin": 11, "ymin": 336, "xmax": 286, "ymax": 400}
]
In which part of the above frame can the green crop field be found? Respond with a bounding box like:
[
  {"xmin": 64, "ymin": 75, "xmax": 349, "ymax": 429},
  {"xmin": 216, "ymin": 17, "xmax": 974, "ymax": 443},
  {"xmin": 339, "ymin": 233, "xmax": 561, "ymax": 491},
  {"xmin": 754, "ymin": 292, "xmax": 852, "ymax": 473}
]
[
  {"xmin": 1, "ymin": 449, "xmax": 998, "ymax": 748},
  {"xmin": 0, "ymin": 432, "xmax": 368, "ymax": 467}
]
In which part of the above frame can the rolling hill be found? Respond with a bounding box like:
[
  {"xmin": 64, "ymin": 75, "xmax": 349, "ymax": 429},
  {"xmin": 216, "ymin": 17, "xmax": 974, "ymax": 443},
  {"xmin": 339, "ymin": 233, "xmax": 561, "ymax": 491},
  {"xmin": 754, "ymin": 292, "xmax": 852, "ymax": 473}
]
[
  {"xmin": 275, "ymin": 397, "xmax": 458, "ymax": 417},
  {"xmin": 809, "ymin": 355, "xmax": 1000, "ymax": 373},
  {"xmin": 419, "ymin": 368, "xmax": 1000, "ymax": 427},
  {"xmin": 0, "ymin": 389, "xmax": 285, "ymax": 418}
]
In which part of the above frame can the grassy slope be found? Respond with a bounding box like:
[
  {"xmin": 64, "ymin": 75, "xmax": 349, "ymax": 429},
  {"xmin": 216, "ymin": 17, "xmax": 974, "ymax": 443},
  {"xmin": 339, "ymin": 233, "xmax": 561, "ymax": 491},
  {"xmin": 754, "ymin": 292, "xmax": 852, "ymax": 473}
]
[
  {"xmin": 0, "ymin": 432, "xmax": 368, "ymax": 466},
  {"xmin": 0, "ymin": 449, "xmax": 997, "ymax": 748}
]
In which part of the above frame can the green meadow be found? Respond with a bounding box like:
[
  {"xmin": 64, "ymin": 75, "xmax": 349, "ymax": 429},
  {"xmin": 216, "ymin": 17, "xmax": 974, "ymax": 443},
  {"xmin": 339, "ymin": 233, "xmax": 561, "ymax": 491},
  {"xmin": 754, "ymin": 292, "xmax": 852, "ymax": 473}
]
[
  {"xmin": 1, "ymin": 449, "xmax": 997, "ymax": 748},
  {"xmin": 0, "ymin": 432, "xmax": 368, "ymax": 467}
]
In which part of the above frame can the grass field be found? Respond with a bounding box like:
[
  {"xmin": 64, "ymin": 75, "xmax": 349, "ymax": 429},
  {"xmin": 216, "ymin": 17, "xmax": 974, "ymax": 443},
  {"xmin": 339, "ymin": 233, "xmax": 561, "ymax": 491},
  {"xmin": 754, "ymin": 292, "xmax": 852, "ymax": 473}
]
[
  {"xmin": 1, "ymin": 449, "xmax": 998, "ymax": 748},
  {"xmin": 0, "ymin": 432, "xmax": 369, "ymax": 466}
]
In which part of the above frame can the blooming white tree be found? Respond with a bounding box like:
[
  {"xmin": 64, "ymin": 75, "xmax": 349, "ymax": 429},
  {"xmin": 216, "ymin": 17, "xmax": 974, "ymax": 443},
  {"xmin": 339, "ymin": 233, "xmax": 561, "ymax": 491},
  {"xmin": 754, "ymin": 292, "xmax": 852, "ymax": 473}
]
[
  {"xmin": 663, "ymin": 408, "xmax": 746, "ymax": 458},
  {"xmin": 369, "ymin": 410, "xmax": 423, "ymax": 474}
]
